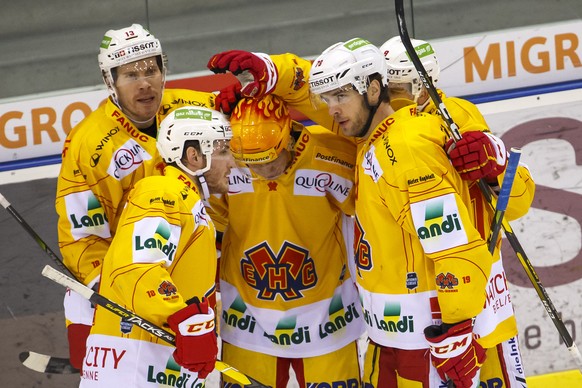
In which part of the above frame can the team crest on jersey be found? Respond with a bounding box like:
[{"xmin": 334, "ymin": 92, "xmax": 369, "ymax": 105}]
[
  {"xmin": 107, "ymin": 138, "xmax": 152, "ymax": 181},
  {"xmin": 132, "ymin": 218, "xmax": 180, "ymax": 264},
  {"xmin": 158, "ymin": 280, "xmax": 178, "ymax": 297},
  {"xmin": 362, "ymin": 145, "xmax": 383, "ymax": 182},
  {"xmin": 410, "ymin": 194, "xmax": 467, "ymax": 254},
  {"xmin": 354, "ymin": 216, "xmax": 372, "ymax": 272},
  {"xmin": 293, "ymin": 66, "xmax": 306, "ymax": 90},
  {"xmin": 240, "ymin": 241, "xmax": 317, "ymax": 301},
  {"xmin": 435, "ymin": 272, "xmax": 459, "ymax": 291},
  {"xmin": 227, "ymin": 167, "xmax": 254, "ymax": 195},
  {"xmin": 65, "ymin": 190, "xmax": 111, "ymax": 240}
]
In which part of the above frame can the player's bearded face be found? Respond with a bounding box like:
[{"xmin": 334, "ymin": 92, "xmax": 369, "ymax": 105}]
[
  {"xmin": 319, "ymin": 87, "xmax": 370, "ymax": 137},
  {"xmin": 114, "ymin": 57, "xmax": 164, "ymax": 127}
]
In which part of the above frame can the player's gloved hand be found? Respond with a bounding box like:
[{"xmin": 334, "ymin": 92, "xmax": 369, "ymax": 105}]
[
  {"xmin": 167, "ymin": 297, "xmax": 217, "ymax": 378},
  {"xmin": 446, "ymin": 131, "xmax": 507, "ymax": 182},
  {"xmin": 214, "ymin": 82, "xmax": 242, "ymax": 115},
  {"xmin": 207, "ymin": 50, "xmax": 276, "ymax": 98},
  {"xmin": 67, "ymin": 323, "xmax": 91, "ymax": 370},
  {"xmin": 424, "ymin": 319, "xmax": 486, "ymax": 388}
]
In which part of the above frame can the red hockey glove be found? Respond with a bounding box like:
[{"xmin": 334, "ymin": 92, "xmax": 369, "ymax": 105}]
[
  {"xmin": 214, "ymin": 82, "xmax": 242, "ymax": 115},
  {"xmin": 67, "ymin": 323, "xmax": 91, "ymax": 370},
  {"xmin": 446, "ymin": 131, "xmax": 507, "ymax": 182},
  {"xmin": 167, "ymin": 298, "xmax": 217, "ymax": 378},
  {"xmin": 207, "ymin": 50, "xmax": 276, "ymax": 98},
  {"xmin": 424, "ymin": 319, "xmax": 486, "ymax": 388}
]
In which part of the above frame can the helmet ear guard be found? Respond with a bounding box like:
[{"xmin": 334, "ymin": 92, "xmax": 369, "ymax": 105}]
[{"xmin": 380, "ymin": 36, "xmax": 440, "ymax": 101}]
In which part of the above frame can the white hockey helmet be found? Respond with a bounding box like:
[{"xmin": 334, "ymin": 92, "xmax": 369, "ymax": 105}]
[
  {"xmin": 157, "ymin": 107, "xmax": 233, "ymax": 178},
  {"xmin": 98, "ymin": 24, "xmax": 165, "ymax": 101},
  {"xmin": 309, "ymin": 38, "xmax": 388, "ymax": 96},
  {"xmin": 379, "ymin": 36, "xmax": 440, "ymax": 100}
]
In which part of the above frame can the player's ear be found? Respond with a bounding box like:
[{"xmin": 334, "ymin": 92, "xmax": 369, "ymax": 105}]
[
  {"xmin": 367, "ymin": 78, "xmax": 382, "ymax": 105},
  {"xmin": 185, "ymin": 146, "xmax": 204, "ymax": 169}
]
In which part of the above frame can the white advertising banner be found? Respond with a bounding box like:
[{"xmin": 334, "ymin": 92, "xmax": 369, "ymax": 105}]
[
  {"xmin": 433, "ymin": 19, "xmax": 582, "ymax": 96},
  {"xmin": 0, "ymin": 89, "xmax": 107, "ymax": 164}
]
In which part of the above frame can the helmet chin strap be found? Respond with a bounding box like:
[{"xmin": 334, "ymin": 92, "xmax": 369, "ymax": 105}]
[
  {"xmin": 356, "ymin": 92, "xmax": 380, "ymax": 138},
  {"xmin": 414, "ymin": 87, "xmax": 431, "ymax": 111},
  {"xmin": 175, "ymin": 158, "xmax": 212, "ymax": 200},
  {"xmin": 196, "ymin": 175, "xmax": 211, "ymax": 200}
]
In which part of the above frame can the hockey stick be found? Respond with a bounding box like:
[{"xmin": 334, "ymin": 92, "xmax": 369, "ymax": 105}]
[
  {"xmin": 0, "ymin": 192, "xmax": 76, "ymax": 279},
  {"xmin": 0, "ymin": 192, "xmax": 95, "ymax": 374},
  {"xmin": 500, "ymin": 216, "xmax": 582, "ymax": 371},
  {"xmin": 487, "ymin": 148, "xmax": 521, "ymax": 254},
  {"xmin": 19, "ymin": 351, "xmax": 80, "ymax": 374},
  {"xmin": 394, "ymin": 0, "xmax": 582, "ymax": 372},
  {"xmin": 41, "ymin": 265, "xmax": 268, "ymax": 388}
]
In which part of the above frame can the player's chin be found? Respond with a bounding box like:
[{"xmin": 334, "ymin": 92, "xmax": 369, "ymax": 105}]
[
  {"xmin": 210, "ymin": 180, "xmax": 230, "ymax": 195},
  {"xmin": 340, "ymin": 123, "xmax": 357, "ymax": 137}
]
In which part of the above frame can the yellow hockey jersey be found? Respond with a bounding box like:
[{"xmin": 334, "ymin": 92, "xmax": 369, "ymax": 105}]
[
  {"xmin": 55, "ymin": 89, "xmax": 215, "ymax": 285},
  {"xmin": 354, "ymin": 106, "xmax": 495, "ymax": 349},
  {"xmin": 209, "ymin": 125, "xmax": 363, "ymax": 358},
  {"xmin": 81, "ymin": 166, "xmax": 217, "ymax": 386},
  {"xmin": 417, "ymin": 91, "xmax": 535, "ymax": 347}
]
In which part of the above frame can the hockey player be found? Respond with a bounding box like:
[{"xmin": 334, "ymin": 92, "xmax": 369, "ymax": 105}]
[
  {"xmin": 55, "ymin": 23, "xmax": 239, "ymax": 371},
  {"xmin": 208, "ymin": 95, "xmax": 363, "ymax": 387},
  {"xmin": 303, "ymin": 37, "xmax": 494, "ymax": 388},
  {"xmin": 379, "ymin": 36, "xmax": 534, "ymax": 387},
  {"xmin": 80, "ymin": 106, "xmax": 235, "ymax": 386},
  {"xmin": 306, "ymin": 37, "xmax": 513, "ymax": 388}
]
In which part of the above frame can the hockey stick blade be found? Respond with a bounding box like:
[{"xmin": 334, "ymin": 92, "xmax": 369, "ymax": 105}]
[
  {"xmin": 487, "ymin": 148, "xmax": 521, "ymax": 253},
  {"xmin": 41, "ymin": 265, "xmax": 269, "ymax": 387},
  {"xmin": 19, "ymin": 351, "xmax": 79, "ymax": 374}
]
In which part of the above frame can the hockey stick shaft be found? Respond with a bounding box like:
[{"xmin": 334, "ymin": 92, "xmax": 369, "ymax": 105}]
[
  {"xmin": 0, "ymin": 192, "xmax": 77, "ymax": 279},
  {"xmin": 487, "ymin": 148, "xmax": 521, "ymax": 254},
  {"xmin": 395, "ymin": 1, "xmax": 460, "ymax": 140},
  {"xmin": 41, "ymin": 265, "xmax": 269, "ymax": 387},
  {"xmin": 394, "ymin": 0, "xmax": 582, "ymax": 371},
  {"xmin": 501, "ymin": 219, "xmax": 582, "ymax": 369}
]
